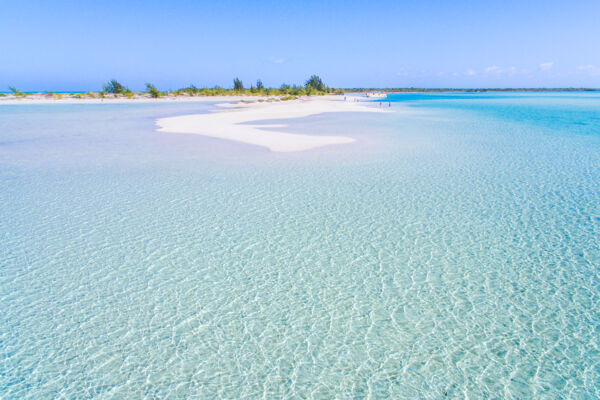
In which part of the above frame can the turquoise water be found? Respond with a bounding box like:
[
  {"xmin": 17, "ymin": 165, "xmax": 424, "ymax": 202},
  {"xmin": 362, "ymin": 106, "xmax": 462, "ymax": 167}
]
[{"xmin": 1, "ymin": 94, "xmax": 599, "ymax": 398}]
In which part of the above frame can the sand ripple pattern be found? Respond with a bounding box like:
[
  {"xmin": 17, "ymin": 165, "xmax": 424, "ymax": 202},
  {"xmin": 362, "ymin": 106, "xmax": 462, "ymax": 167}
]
[{"xmin": 1, "ymin": 96, "xmax": 599, "ymax": 398}]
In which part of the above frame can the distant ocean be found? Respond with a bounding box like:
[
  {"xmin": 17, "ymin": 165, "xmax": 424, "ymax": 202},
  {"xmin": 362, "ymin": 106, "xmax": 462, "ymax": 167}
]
[{"xmin": 1, "ymin": 93, "xmax": 599, "ymax": 398}]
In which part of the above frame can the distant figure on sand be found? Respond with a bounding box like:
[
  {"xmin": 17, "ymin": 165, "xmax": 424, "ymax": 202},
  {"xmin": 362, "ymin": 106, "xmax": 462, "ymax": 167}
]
[{"xmin": 389, "ymin": 101, "xmax": 391, "ymax": 107}]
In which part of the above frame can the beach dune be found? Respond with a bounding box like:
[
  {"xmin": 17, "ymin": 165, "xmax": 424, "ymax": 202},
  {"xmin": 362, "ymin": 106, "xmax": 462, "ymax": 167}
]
[{"xmin": 156, "ymin": 96, "xmax": 382, "ymax": 152}]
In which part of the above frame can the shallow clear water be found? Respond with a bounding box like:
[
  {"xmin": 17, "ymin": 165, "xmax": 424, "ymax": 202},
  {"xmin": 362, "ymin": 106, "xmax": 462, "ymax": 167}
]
[{"xmin": 1, "ymin": 94, "xmax": 599, "ymax": 399}]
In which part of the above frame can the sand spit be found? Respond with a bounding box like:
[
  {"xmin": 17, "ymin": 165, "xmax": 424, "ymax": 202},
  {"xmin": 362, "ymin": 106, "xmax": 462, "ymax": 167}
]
[{"xmin": 156, "ymin": 96, "xmax": 383, "ymax": 152}]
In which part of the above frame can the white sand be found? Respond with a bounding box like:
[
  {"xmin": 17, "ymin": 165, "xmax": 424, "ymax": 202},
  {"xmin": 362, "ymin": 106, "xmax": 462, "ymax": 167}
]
[{"xmin": 156, "ymin": 96, "xmax": 383, "ymax": 152}]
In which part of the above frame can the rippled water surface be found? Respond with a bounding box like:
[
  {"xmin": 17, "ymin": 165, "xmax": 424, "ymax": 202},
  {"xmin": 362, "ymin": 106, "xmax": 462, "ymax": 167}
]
[{"xmin": 1, "ymin": 94, "xmax": 599, "ymax": 398}]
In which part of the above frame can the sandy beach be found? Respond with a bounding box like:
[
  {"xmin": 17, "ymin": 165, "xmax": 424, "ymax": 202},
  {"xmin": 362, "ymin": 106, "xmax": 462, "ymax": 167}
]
[{"xmin": 156, "ymin": 96, "xmax": 383, "ymax": 152}]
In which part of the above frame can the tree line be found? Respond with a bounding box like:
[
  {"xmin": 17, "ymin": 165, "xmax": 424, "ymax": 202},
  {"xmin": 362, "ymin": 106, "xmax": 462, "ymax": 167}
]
[{"xmin": 102, "ymin": 75, "xmax": 343, "ymax": 98}]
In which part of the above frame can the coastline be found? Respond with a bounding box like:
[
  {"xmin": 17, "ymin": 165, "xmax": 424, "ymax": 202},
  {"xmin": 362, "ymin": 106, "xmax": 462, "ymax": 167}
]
[
  {"xmin": 0, "ymin": 95, "xmax": 249, "ymax": 105},
  {"xmin": 156, "ymin": 95, "xmax": 385, "ymax": 152}
]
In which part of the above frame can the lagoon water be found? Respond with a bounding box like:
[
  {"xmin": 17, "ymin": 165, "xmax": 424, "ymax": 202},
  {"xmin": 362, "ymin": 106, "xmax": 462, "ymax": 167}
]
[{"xmin": 1, "ymin": 93, "xmax": 599, "ymax": 398}]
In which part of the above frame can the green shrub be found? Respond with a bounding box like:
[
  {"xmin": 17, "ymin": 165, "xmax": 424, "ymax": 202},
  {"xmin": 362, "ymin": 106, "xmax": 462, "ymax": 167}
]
[
  {"xmin": 103, "ymin": 80, "xmax": 129, "ymax": 94},
  {"xmin": 289, "ymin": 85, "xmax": 306, "ymax": 96},
  {"xmin": 279, "ymin": 84, "xmax": 290, "ymax": 95},
  {"xmin": 146, "ymin": 83, "xmax": 161, "ymax": 98},
  {"xmin": 8, "ymin": 86, "xmax": 24, "ymax": 96},
  {"xmin": 305, "ymin": 75, "xmax": 326, "ymax": 92}
]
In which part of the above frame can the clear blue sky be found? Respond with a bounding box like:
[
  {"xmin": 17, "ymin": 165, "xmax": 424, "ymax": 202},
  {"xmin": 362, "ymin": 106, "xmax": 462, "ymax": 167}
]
[{"xmin": 2, "ymin": 0, "xmax": 599, "ymax": 91}]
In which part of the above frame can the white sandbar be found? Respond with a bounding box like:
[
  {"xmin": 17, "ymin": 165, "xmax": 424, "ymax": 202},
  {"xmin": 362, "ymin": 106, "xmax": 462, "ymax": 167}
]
[{"xmin": 156, "ymin": 96, "xmax": 382, "ymax": 152}]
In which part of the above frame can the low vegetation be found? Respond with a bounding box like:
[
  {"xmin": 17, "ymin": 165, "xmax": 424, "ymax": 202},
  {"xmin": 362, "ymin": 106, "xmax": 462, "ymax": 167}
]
[
  {"xmin": 8, "ymin": 86, "xmax": 24, "ymax": 97},
  {"xmin": 103, "ymin": 80, "xmax": 131, "ymax": 95},
  {"xmin": 146, "ymin": 83, "xmax": 161, "ymax": 98},
  {"xmin": 1, "ymin": 75, "xmax": 347, "ymax": 100},
  {"xmin": 150, "ymin": 75, "xmax": 339, "ymax": 98}
]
